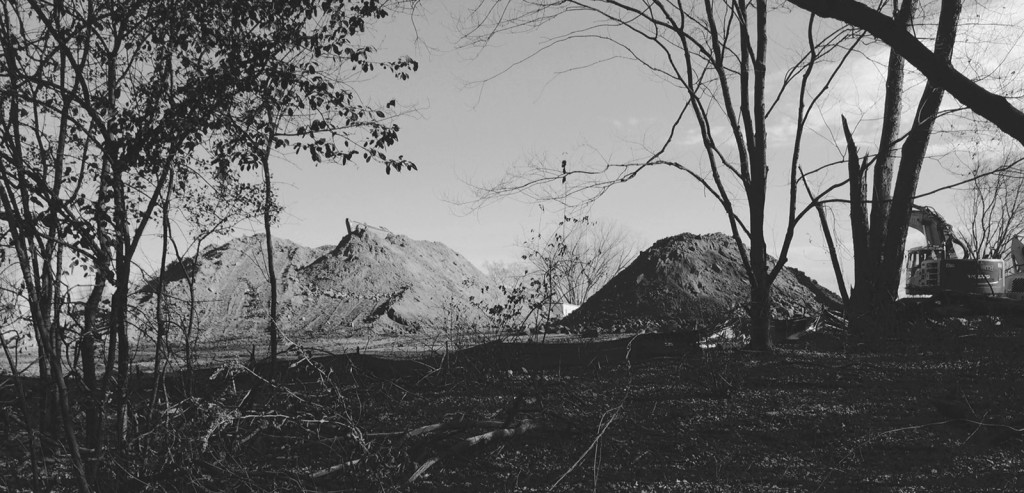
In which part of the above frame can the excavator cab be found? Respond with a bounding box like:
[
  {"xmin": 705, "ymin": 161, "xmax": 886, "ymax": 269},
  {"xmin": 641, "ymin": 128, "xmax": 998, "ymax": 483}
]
[
  {"xmin": 906, "ymin": 246, "xmax": 943, "ymax": 295},
  {"xmin": 1006, "ymin": 237, "xmax": 1024, "ymax": 299}
]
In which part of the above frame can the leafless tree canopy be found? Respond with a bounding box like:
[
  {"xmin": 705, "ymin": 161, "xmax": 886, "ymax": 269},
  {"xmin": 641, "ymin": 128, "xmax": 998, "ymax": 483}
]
[
  {"xmin": 786, "ymin": 0, "xmax": 1024, "ymax": 145},
  {"xmin": 955, "ymin": 152, "xmax": 1024, "ymax": 260},
  {"xmin": 524, "ymin": 218, "xmax": 639, "ymax": 306}
]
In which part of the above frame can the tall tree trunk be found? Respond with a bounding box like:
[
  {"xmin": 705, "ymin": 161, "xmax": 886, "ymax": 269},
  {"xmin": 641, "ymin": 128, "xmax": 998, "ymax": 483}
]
[
  {"xmin": 747, "ymin": 0, "xmax": 773, "ymax": 351},
  {"xmin": 866, "ymin": 0, "xmax": 912, "ymax": 260},
  {"xmin": 81, "ymin": 268, "xmax": 105, "ymax": 483},
  {"xmin": 845, "ymin": 0, "xmax": 959, "ymax": 337},
  {"xmin": 878, "ymin": 0, "xmax": 962, "ymax": 297},
  {"xmin": 46, "ymin": 245, "xmax": 64, "ymax": 435},
  {"xmin": 185, "ymin": 256, "xmax": 197, "ymax": 393},
  {"xmin": 86, "ymin": 151, "xmax": 115, "ymax": 485},
  {"xmin": 34, "ymin": 244, "xmax": 57, "ymax": 435},
  {"xmin": 112, "ymin": 168, "xmax": 132, "ymax": 451},
  {"xmin": 847, "ymin": 0, "xmax": 911, "ymax": 331},
  {"xmin": 150, "ymin": 169, "xmax": 172, "ymax": 412},
  {"xmin": 261, "ymin": 115, "xmax": 279, "ymax": 378}
]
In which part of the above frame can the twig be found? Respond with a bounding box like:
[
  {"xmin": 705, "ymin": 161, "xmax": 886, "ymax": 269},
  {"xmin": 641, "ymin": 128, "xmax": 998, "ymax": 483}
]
[
  {"xmin": 549, "ymin": 405, "xmax": 621, "ymax": 491},
  {"xmin": 814, "ymin": 419, "xmax": 973, "ymax": 492}
]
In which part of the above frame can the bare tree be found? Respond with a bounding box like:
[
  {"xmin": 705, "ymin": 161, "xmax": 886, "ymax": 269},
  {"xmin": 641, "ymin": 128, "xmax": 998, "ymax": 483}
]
[
  {"xmin": 830, "ymin": 0, "xmax": 1020, "ymax": 334},
  {"xmin": 463, "ymin": 1, "xmax": 863, "ymax": 350},
  {"xmin": 955, "ymin": 152, "xmax": 1024, "ymax": 260},
  {"xmin": 484, "ymin": 260, "xmax": 532, "ymax": 290},
  {"xmin": 478, "ymin": 216, "xmax": 641, "ymax": 333},
  {"xmin": 524, "ymin": 217, "xmax": 638, "ymax": 306}
]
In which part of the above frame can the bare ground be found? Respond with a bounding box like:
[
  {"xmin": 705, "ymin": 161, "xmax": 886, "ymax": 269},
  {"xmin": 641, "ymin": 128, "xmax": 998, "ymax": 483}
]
[{"xmin": 2, "ymin": 319, "xmax": 1024, "ymax": 492}]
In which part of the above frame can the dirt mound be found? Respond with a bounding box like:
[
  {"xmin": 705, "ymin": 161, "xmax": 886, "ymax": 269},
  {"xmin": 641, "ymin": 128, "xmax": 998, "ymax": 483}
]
[
  {"xmin": 561, "ymin": 232, "xmax": 840, "ymax": 333},
  {"xmin": 140, "ymin": 228, "xmax": 499, "ymax": 345}
]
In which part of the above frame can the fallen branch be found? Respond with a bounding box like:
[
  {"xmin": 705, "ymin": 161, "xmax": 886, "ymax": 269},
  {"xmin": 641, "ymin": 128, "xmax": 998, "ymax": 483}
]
[
  {"xmin": 406, "ymin": 419, "xmax": 504, "ymax": 439},
  {"xmin": 309, "ymin": 459, "xmax": 362, "ymax": 479},
  {"xmin": 407, "ymin": 419, "xmax": 545, "ymax": 483},
  {"xmin": 930, "ymin": 398, "xmax": 1024, "ymax": 444}
]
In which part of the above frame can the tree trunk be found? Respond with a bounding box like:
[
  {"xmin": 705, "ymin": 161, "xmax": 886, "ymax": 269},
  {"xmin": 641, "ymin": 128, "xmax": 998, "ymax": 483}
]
[
  {"xmin": 46, "ymin": 337, "xmax": 91, "ymax": 493},
  {"xmin": 846, "ymin": 0, "xmax": 959, "ymax": 337},
  {"xmin": 844, "ymin": 116, "xmax": 870, "ymax": 286},
  {"xmin": 261, "ymin": 116, "xmax": 279, "ymax": 378},
  {"xmin": 878, "ymin": 0, "xmax": 961, "ymax": 295},
  {"xmin": 185, "ymin": 256, "xmax": 197, "ymax": 393},
  {"xmin": 170, "ymin": 233, "xmax": 200, "ymax": 396},
  {"xmin": 747, "ymin": 0, "xmax": 773, "ymax": 351},
  {"xmin": 748, "ymin": 267, "xmax": 773, "ymax": 350},
  {"xmin": 112, "ymin": 168, "xmax": 133, "ymax": 451},
  {"xmin": 151, "ymin": 169, "xmax": 172, "ymax": 412},
  {"xmin": 866, "ymin": 0, "xmax": 911, "ymax": 261},
  {"xmin": 845, "ymin": 0, "xmax": 912, "ymax": 335},
  {"xmin": 81, "ymin": 269, "xmax": 105, "ymax": 483}
]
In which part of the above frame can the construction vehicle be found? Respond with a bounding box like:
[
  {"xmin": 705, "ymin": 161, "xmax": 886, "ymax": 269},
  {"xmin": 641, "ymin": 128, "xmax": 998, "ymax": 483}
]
[{"xmin": 904, "ymin": 205, "xmax": 1024, "ymax": 303}]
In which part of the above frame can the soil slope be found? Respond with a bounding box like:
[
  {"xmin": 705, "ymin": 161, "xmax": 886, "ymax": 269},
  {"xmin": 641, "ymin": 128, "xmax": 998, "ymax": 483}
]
[
  {"xmin": 140, "ymin": 228, "xmax": 498, "ymax": 344},
  {"xmin": 563, "ymin": 232, "xmax": 840, "ymax": 333}
]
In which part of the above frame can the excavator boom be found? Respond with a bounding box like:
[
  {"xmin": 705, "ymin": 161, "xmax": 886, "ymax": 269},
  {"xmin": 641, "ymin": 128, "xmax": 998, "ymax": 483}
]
[
  {"xmin": 907, "ymin": 205, "xmax": 949, "ymax": 248},
  {"xmin": 908, "ymin": 205, "xmax": 970, "ymax": 259}
]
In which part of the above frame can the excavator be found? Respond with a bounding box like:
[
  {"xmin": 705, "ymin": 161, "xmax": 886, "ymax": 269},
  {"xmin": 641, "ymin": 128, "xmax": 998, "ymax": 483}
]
[{"xmin": 904, "ymin": 205, "xmax": 1024, "ymax": 313}]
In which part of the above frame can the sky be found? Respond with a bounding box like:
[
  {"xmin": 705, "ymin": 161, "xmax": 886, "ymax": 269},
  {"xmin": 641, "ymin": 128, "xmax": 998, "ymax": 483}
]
[{"xmin": 236, "ymin": 1, "xmax": 1024, "ymax": 295}]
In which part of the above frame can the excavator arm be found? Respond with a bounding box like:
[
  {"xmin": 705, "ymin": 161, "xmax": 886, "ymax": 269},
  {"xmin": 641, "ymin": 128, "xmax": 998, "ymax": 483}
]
[
  {"xmin": 908, "ymin": 205, "xmax": 970, "ymax": 259},
  {"xmin": 908, "ymin": 205, "xmax": 948, "ymax": 247}
]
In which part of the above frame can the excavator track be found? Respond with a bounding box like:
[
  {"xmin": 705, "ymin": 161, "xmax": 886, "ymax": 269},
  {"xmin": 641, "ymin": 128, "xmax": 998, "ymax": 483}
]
[{"xmin": 901, "ymin": 292, "xmax": 1024, "ymax": 318}]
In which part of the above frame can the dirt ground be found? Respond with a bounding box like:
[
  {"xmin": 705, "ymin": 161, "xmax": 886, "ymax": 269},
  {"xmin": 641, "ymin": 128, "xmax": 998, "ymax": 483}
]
[{"xmin": 3, "ymin": 318, "xmax": 1024, "ymax": 492}]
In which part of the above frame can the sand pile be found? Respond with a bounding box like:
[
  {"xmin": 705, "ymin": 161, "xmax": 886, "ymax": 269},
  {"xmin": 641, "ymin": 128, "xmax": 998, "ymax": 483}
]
[
  {"xmin": 139, "ymin": 227, "xmax": 499, "ymax": 344},
  {"xmin": 561, "ymin": 232, "xmax": 840, "ymax": 333}
]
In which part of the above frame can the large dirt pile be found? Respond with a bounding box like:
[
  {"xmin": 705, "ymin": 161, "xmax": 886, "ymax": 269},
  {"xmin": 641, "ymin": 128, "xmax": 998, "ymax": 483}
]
[
  {"xmin": 561, "ymin": 232, "xmax": 840, "ymax": 333},
  {"xmin": 139, "ymin": 228, "xmax": 499, "ymax": 344}
]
